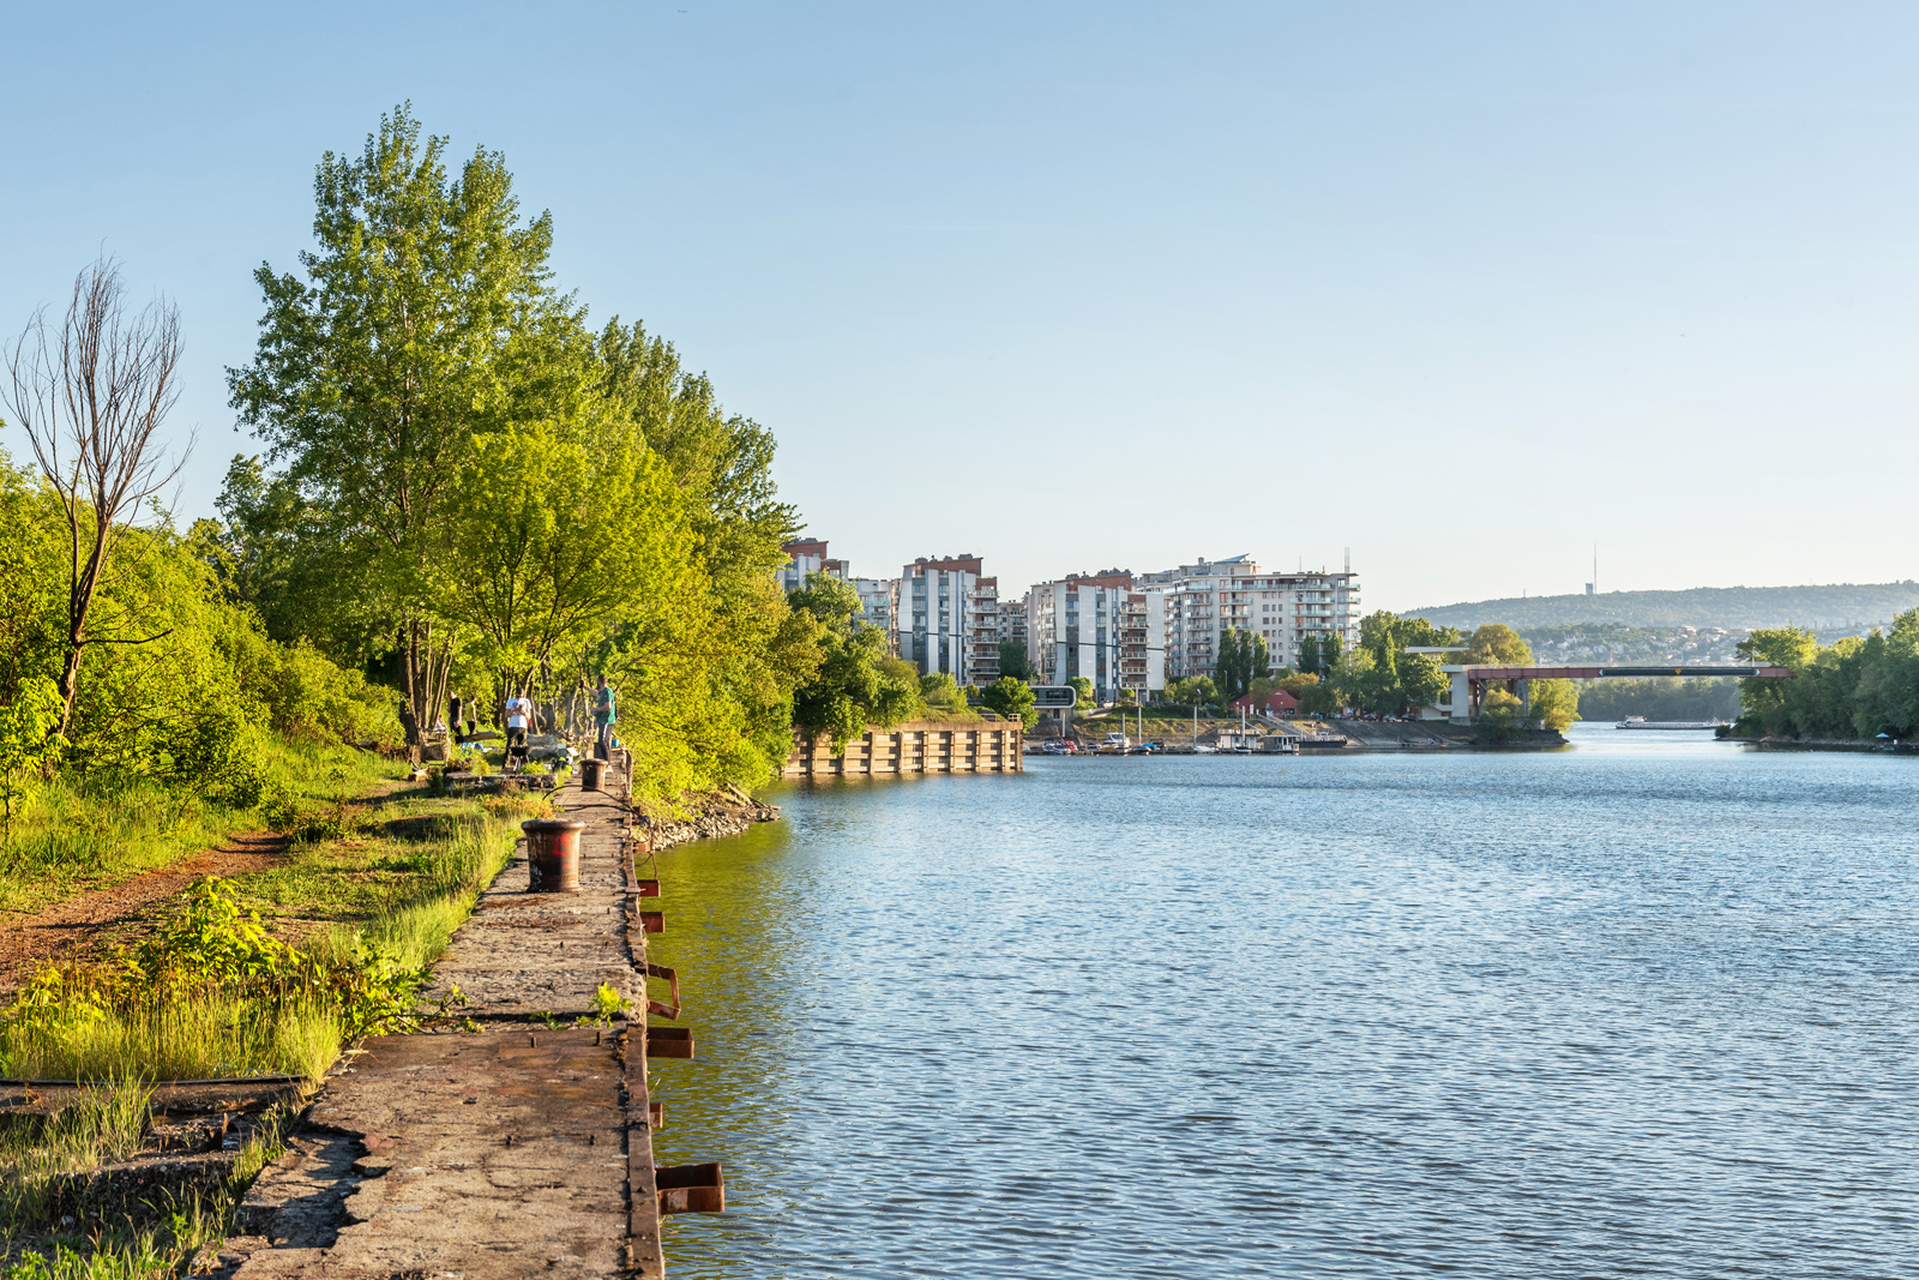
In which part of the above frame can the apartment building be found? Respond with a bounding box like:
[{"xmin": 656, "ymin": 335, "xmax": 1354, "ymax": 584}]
[
  {"xmin": 893, "ymin": 555, "xmax": 1000, "ymax": 686},
  {"xmin": 776, "ymin": 538, "xmax": 847, "ymax": 593},
  {"xmin": 1024, "ymin": 571, "xmax": 1166, "ymax": 701},
  {"xmin": 1152, "ymin": 555, "xmax": 1361, "ymax": 679},
  {"xmin": 999, "ymin": 598, "xmax": 1027, "ymax": 660},
  {"xmin": 852, "ymin": 578, "xmax": 896, "ymax": 649}
]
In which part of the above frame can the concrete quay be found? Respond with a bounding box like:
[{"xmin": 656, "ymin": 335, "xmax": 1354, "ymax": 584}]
[{"xmin": 217, "ymin": 761, "xmax": 690, "ymax": 1279}]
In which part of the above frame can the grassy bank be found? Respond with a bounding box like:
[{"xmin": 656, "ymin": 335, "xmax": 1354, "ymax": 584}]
[
  {"xmin": 0, "ymin": 738, "xmax": 403, "ymax": 915},
  {"xmin": 0, "ymin": 776, "xmax": 546, "ymax": 1275},
  {"xmin": 0, "ymin": 784, "xmax": 536, "ymax": 1081}
]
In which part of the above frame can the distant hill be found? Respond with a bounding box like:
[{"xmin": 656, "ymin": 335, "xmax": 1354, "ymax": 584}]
[{"xmin": 1408, "ymin": 582, "xmax": 1919, "ymax": 632}]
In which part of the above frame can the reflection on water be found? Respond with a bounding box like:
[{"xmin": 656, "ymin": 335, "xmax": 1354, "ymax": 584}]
[{"xmin": 649, "ymin": 726, "xmax": 1919, "ymax": 1277}]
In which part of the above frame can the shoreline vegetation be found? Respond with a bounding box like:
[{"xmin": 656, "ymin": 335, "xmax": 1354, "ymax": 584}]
[
  {"xmin": 1725, "ymin": 615, "xmax": 1919, "ymax": 747},
  {"xmin": 0, "ymin": 105, "xmax": 838, "ymax": 1276}
]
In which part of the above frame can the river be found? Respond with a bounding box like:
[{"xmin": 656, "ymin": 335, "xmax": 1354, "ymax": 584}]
[{"xmin": 647, "ymin": 725, "xmax": 1917, "ymax": 1277}]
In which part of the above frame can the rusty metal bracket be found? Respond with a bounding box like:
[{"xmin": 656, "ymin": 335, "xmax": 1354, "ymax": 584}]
[
  {"xmin": 640, "ymin": 910, "xmax": 664, "ymax": 934},
  {"xmin": 646, "ymin": 1026, "xmax": 694, "ymax": 1059},
  {"xmin": 656, "ymin": 1162, "xmax": 724, "ymax": 1214},
  {"xmin": 644, "ymin": 962, "xmax": 681, "ymax": 1019}
]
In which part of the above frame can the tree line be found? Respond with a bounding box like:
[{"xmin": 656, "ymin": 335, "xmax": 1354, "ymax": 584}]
[
  {"xmin": 2, "ymin": 106, "xmax": 841, "ymax": 811},
  {"xmin": 1736, "ymin": 614, "xmax": 1919, "ymax": 740}
]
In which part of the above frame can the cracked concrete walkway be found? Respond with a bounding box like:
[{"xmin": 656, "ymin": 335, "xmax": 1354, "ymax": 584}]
[{"xmin": 222, "ymin": 762, "xmax": 669, "ymax": 1279}]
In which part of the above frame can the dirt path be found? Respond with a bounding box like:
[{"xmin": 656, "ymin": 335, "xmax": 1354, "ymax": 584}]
[{"xmin": 0, "ymin": 833, "xmax": 289, "ymax": 994}]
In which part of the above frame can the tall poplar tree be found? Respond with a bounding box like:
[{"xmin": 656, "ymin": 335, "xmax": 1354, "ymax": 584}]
[{"xmin": 227, "ymin": 105, "xmax": 563, "ymax": 742}]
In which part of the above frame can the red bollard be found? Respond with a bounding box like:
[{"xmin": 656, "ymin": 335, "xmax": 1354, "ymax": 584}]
[{"xmin": 522, "ymin": 819, "xmax": 586, "ymax": 893}]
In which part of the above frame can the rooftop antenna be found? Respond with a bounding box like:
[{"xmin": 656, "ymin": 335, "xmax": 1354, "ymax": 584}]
[{"xmin": 1344, "ymin": 547, "xmax": 1350, "ymax": 576}]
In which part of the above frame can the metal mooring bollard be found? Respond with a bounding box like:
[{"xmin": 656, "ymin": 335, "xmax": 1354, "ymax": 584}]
[
  {"xmin": 581, "ymin": 756, "xmax": 608, "ymax": 791},
  {"xmin": 522, "ymin": 819, "xmax": 587, "ymax": 893}
]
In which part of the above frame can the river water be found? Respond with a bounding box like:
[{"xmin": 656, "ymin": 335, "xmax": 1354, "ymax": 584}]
[{"xmin": 647, "ymin": 726, "xmax": 1917, "ymax": 1277}]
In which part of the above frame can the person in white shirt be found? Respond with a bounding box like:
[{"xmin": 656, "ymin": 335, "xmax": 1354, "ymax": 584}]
[{"xmin": 505, "ymin": 689, "xmax": 534, "ymax": 756}]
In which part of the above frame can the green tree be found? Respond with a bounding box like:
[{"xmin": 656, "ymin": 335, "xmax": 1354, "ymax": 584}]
[
  {"xmin": 0, "ymin": 676, "xmax": 64, "ymax": 830},
  {"xmin": 919, "ymin": 672, "xmax": 970, "ymax": 714},
  {"xmin": 1462, "ymin": 623, "xmax": 1532, "ymax": 665},
  {"xmin": 228, "ymin": 105, "xmax": 567, "ymax": 743},
  {"xmin": 592, "ymin": 318, "xmax": 806, "ymax": 784},
  {"xmin": 1167, "ymin": 674, "xmax": 1219, "ymax": 706},
  {"xmin": 1475, "ymin": 685, "xmax": 1526, "ymax": 744},
  {"xmin": 1849, "ymin": 611, "xmax": 1919, "ymax": 738},
  {"xmin": 1327, "ymin": 645, "xmax": 1375, "ymax": 715},
  {"xmin": 787, "ymin": 574, "xmax": 914, "ymax": 752},
  {"xmin": 207, "ymin": 455, "xmax": 380, "ymax": 659},
  {"xmin": 1528, "ymin": 678, "xmax": 1580, "ymax": 732},
  {"xmin": 1348, "ymin": 612, "xmax": 1461, "ymax": 715},
  {"xmin": 1214, "ymin": 630, "xmax": 1240, "ymax": 699},
  {"xmin": 1213, "ymin": 628, "xmax": 1269, "ymax": 701},
  {"xmin": 1735, "ymin": 625, "xmax": 1818, "ymax": 734},
  {"xmin": 1298, "ymin": 634, "xmax": 1322, "ymax": 677},
  {"xmin": 979, "ymin": 675, "xmax": 1038, "ymax": 729},
  {"xmin": 1295, "ymin": 672, "xmax": 1339, "ymax": 716},
  {"xmin": 997, "ymin": 638, "xmax": 1030, "ymax": 680},
  {"xmin": 1399, "ymin": 654, "xmax": 1449, "ymax": 713},
  {"xmin": 428, "ymin": 420, "xmax": 684, "ymax": 693},
  {"xmin": 1069, "ymin": 675, "xmax": 1095, "ymax": 709}
]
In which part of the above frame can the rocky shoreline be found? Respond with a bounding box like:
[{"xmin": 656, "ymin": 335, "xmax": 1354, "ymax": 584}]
[
  {"xmin": 644, "ymin": 784, "xmax": 781, "ymax": 848},
  {"xmin": 1725, "ymin": 734, "xmax": 1916, "ymax": 754}
]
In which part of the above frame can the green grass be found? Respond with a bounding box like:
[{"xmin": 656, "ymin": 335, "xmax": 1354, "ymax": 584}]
[
  {"xmin": 0, "ymin": 738, "xmax": 404, "ymax": 914},
  {"xmin": 2, "ymin": 989, "xmax": 341, "ymax": 1083},
  {"xmin": 231, "ymin": 791, "xmax": 538, "ymax": 941},
  {"xmin": 0, "ymin": 1085, "xmax": 294, "ymax": 1278},
  {"xmin": 0, "ymin": 755, "xmax": 543, "ymax": 1275},
  {"xmin": 0, "ymin": 792, "xmax": 535, "ymax": 1085}
]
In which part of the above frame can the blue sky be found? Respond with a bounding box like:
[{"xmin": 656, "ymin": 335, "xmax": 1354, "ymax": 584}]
[{"xmin": 3, "ymin": 2, "xmax": 1915, "ymax": 610}]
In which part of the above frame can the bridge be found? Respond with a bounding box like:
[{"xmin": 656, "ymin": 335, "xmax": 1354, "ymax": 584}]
[{"xmin": 1424, "ymin": 662, "xmax": 1791, "ymax": 723}]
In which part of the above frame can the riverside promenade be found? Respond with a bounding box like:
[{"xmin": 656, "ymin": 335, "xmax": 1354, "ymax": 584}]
[{"xmin": 221, "ymin": 761, "xmax": 679, "ymax": 1279}]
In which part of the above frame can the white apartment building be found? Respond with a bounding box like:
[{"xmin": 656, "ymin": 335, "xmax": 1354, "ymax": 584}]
[
  {"xmin": 776, "ymin": 538, "xmax": 847, "ymax": 593},
  {"xmin": 1150, "ymin": 555, "xmax": 1361, "ymax": 679},
  {"xmin": 892, "ymin": 555, "xmax": 1001, "ymax": 686},
  {"xmin": 1024, "ymin": 572, "xmax": 1166, "ymax": 701}
]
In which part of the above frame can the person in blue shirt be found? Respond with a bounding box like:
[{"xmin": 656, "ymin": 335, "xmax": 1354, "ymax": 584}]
[{"xmin": 594, "ymin": 675, "xmax": 617, "ymax": 754}]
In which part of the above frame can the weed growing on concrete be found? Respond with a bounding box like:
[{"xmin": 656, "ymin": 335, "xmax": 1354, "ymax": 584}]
[{"xmin": 581, "ymin": 983, "xmax": 630, "ymax": 1027}]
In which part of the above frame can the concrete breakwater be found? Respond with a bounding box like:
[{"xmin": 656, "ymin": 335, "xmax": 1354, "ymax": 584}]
[
  {"xmin": 219, "ymin": 757, "xmax": 706, "ymax": 1279},
  {"xmin": 782, "ymin": 720, "xmax": 1024, "ymax": 777}
]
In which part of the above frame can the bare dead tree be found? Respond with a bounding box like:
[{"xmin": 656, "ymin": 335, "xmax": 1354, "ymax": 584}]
[{"xmin": 3, "ymin": 258, "xmax": 194, "ymax": 735}]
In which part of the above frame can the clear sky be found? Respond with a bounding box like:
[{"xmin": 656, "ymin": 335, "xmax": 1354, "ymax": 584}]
[{"xmin": 4, "ymin": 2, "xmax": 1915, "ymax": 611}]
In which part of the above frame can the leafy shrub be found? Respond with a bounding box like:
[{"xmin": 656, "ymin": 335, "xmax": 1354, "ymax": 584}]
[
  {"xmin": 0, "ymin": 877, "xmax": 424, "ymax": 1081},
  {"xmin": 164, "ymin": 697, "xmax": 270, "ymax": 807}
]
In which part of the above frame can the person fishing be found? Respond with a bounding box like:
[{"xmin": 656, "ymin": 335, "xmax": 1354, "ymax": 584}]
[
  {"xmin": 504, "ymin": 687, "xmax": 534, "ymax": 763},
  {"xmin": 593, "ymin": 674, "xmax": 617, "ymax": 756}
]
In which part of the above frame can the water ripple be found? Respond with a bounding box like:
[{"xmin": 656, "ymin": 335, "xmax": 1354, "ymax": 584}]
[{"xmin": 650, "ymin": 730, "xmax": 1919, "ymax": 1277}]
